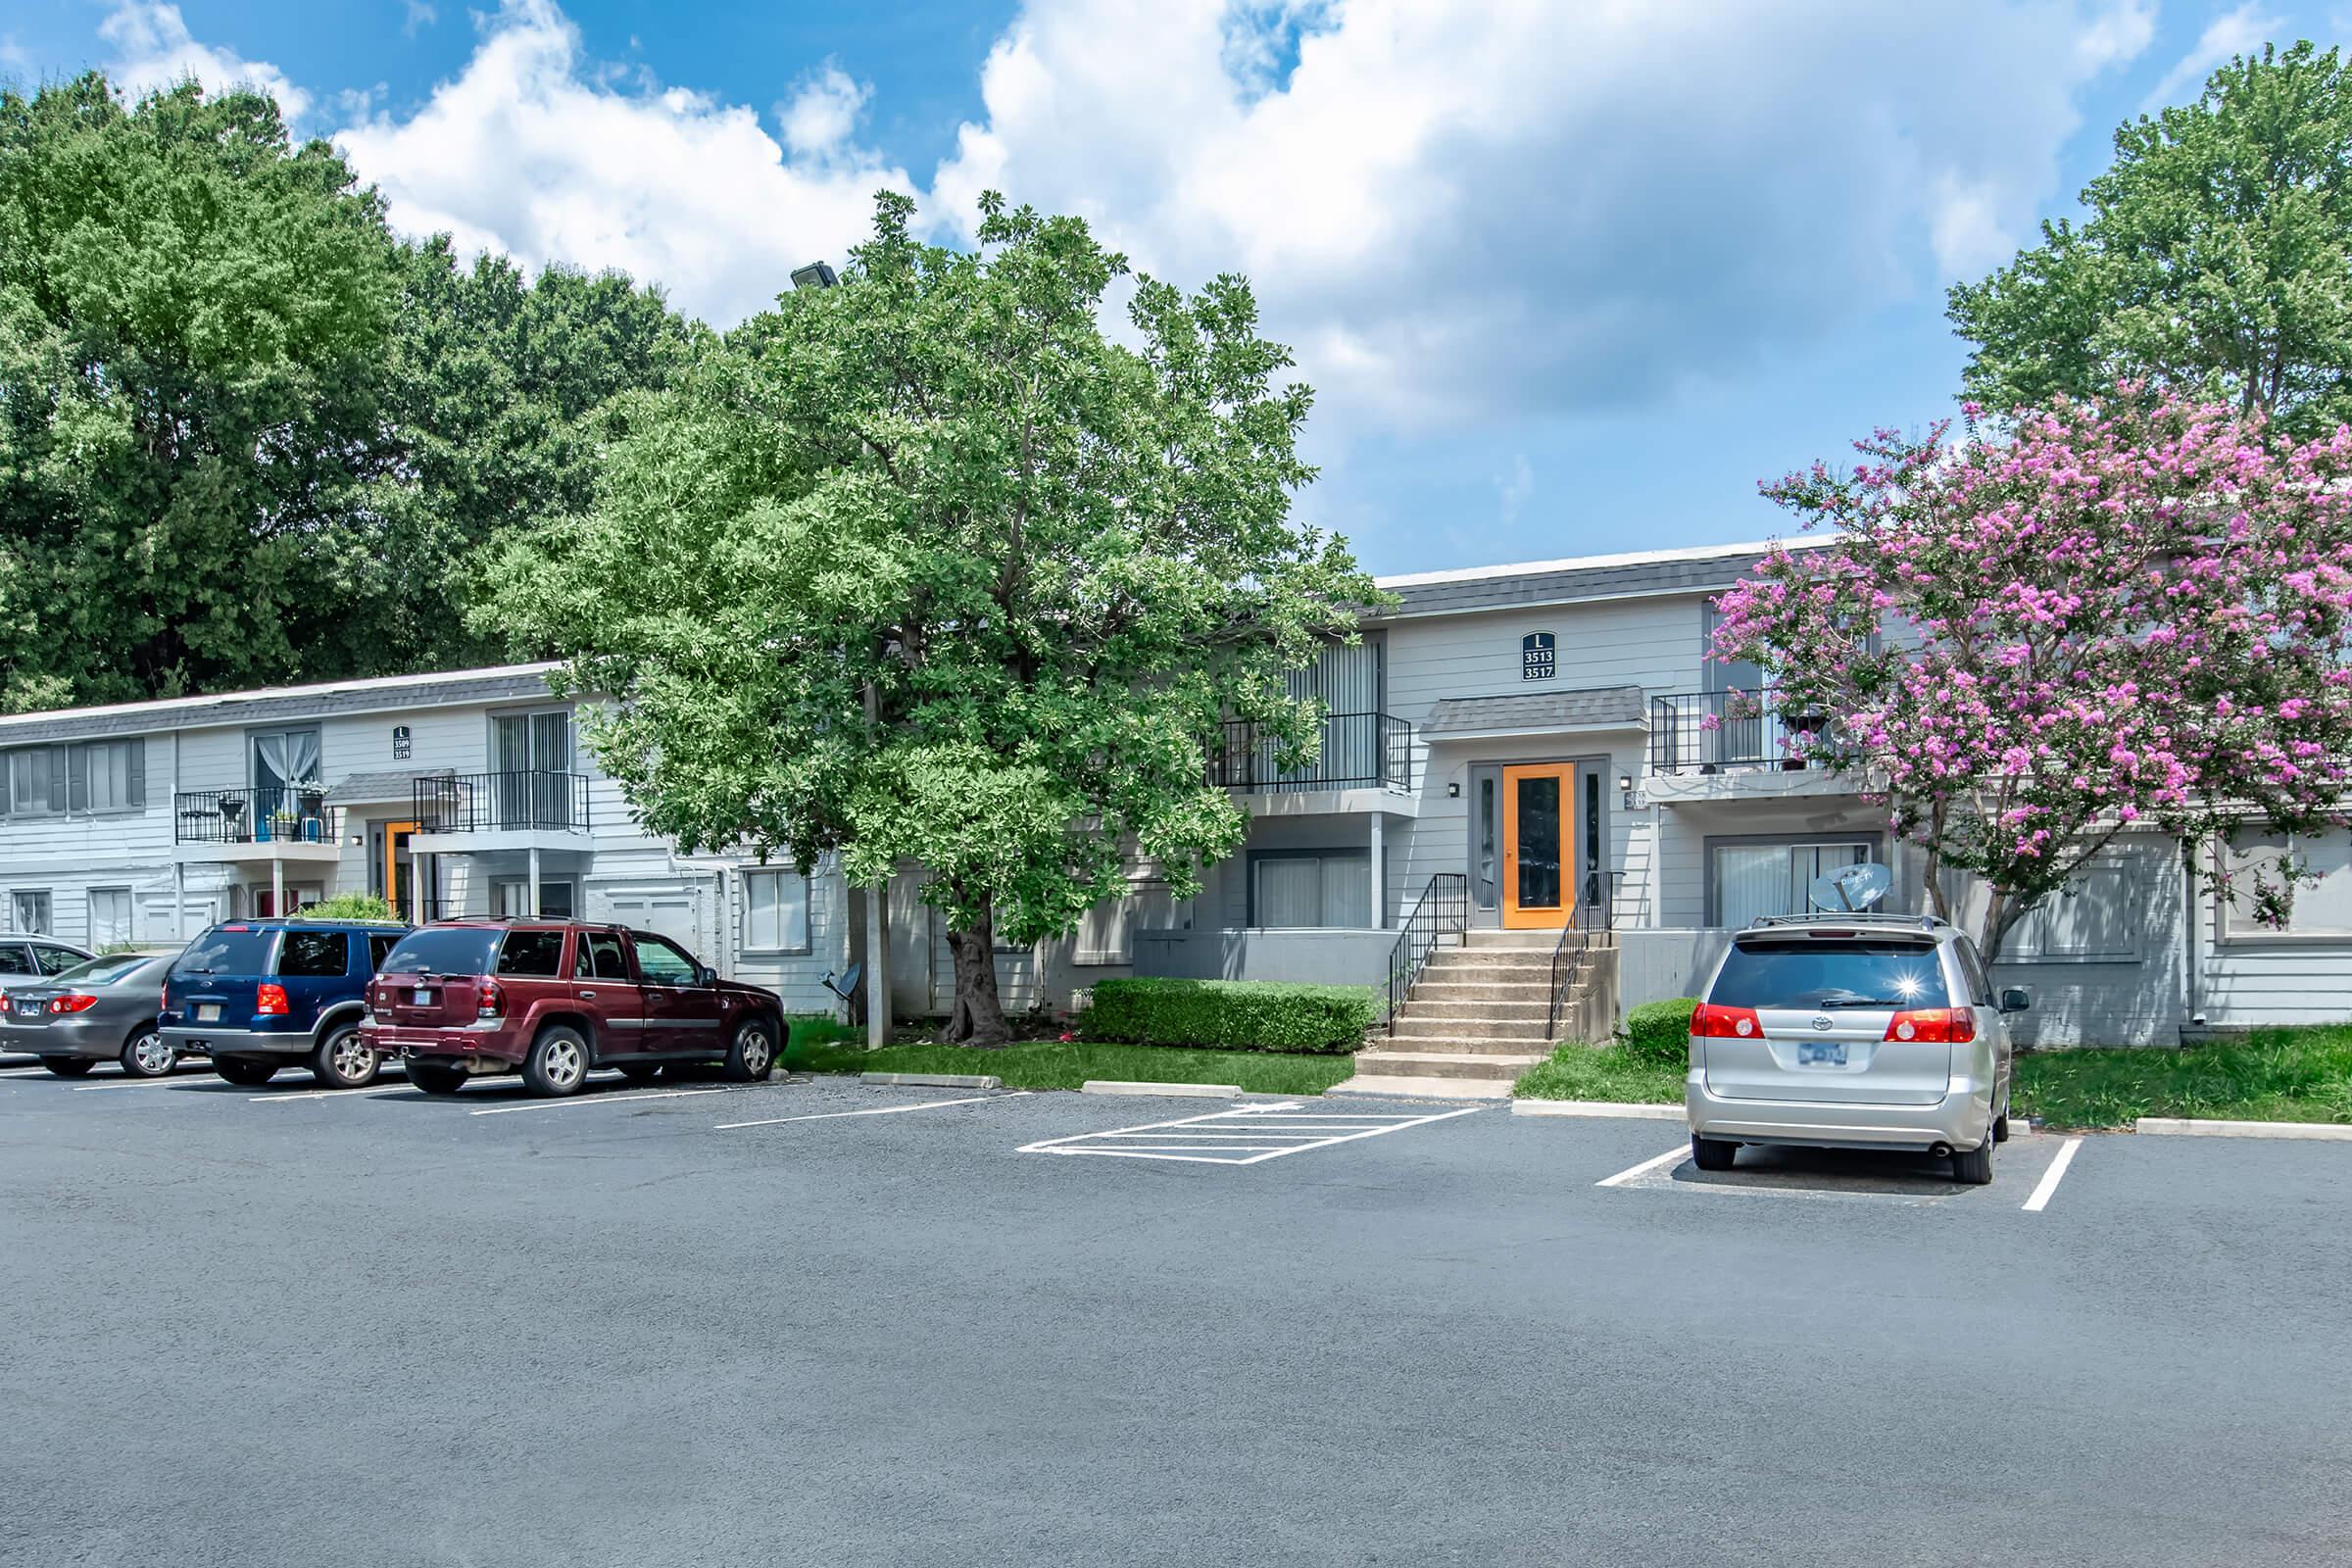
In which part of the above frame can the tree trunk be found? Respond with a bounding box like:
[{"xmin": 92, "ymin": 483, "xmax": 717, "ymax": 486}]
[
  {"xmin": 939, "ymin": 892, "xmax": 1012, "ymax": 1048},
  {"xmin": 1978, "ymin": 887, "xmax": 2016, "ymax": 964}
]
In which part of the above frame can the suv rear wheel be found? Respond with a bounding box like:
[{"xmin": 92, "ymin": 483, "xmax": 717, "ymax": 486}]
[
  {"xmin": 40, "ymin": 1056, "xmax": 95, "ymax": 1079},
  {"xmin": 310, "ymin": 1023, "xmax": 380, "ymax": 1089},
  {"xmin": 1690, "ymin": 1133, "xmax": 1738, "ymax": 1172},
  {"xmin": 407, "ymin": 1061, "xmax": 467, "ymax": 1096},
  {"xmin": 213, "ymin": 1056, "xmax": 276, "ymax": 1087},
  {"xmin": 722, "ymin": 1019, "xmax": 776, "ymax": 1082},
  {"xmin": 522, "ymin": 1025, "xmax": 591, "ymax": 1097},
  {"xmin": 1951, "ymin": 1129, "xmax": 1995, "ymax": 1186}
]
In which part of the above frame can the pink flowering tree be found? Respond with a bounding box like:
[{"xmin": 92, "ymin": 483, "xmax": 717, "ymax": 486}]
[{"xmin": 1709, "ymin": 387, "xmax": 2352, "ymax": 958}]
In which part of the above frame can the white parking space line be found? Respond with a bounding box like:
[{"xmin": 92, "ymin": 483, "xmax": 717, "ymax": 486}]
[
  {"xmin": 254, "ymin": 1084, "xmax": 416, "ymax": 1102},
  {"xmin": 0, "ymin": 1066, "xmax": 54, "ymax": 1078},
  {"xmin": 715, "ymin": 1091, "xmax": 1027, "ymax": 1131},
  {"xmin": 2023, "ymin": 1136, "xmax": 2085, "ymax": 1212},
  {"xmin": 469, "ymin": 1083, "xmax": 779, "ymax": 1116},
  {"xmin": 71, "ymin": 1075, "xmax": 211, "ymax": 1091},
  {"xmin": 1597, "ymin": 1144, "xmax": 1691, "ymax": 1188},
  {"xmin": 1018, "ymin": 1101, "xmax": 1484, "ymax": 1165}
]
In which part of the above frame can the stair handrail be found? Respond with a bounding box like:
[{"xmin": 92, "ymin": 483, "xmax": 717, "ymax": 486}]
[
  {"xmin": 1385, "ymin": 872, "xmax": 1469, "ymax": 1034},
  {"xmin": 1544, "ymin": 877, "xmax": 1616, "ymax": 1041}
]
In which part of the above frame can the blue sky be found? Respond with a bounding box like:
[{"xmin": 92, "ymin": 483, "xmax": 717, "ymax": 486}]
[{"xmin": 4, "ymin": 1, "xmax": 2343, "ymax": 576}]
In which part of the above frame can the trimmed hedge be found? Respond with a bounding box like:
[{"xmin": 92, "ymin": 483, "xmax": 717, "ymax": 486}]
[
  {"xmin": 1622, "ymin": 997, "xmax": 1700, "ymax": 1065},
  {"xmin": 1085, "ymin": 978, "xmax": 1383, "ymax": 1054}
]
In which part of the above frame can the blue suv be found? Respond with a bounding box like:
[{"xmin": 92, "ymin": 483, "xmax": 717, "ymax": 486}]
[{"xmin": 161, "ymin": 919, "xmax": 410, "ymax": 1089}]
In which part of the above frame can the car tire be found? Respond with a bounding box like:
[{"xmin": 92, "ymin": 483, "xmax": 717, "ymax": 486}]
[
  {"xmin": 212, "ymin": 1056, "xmax": 277, "ymax": 1086},
  {"xmin": 522, "ymin": 1025, "xmax": 591, "ymax": 1097},
  {"xmin": 1952, "ymin": 1130, "xmax": 1995, "ymax": 1186},
  {"xmin": 407, "ymin": 1061, "xmax": 467, "ymax": 1096},
  {"xmin": 1992, "ymin": 1111, "xmax": 2011, "ymax": 1144},
  {"xmin": 1690, "ymin": 1133, "xmax": 1738, "ymax": 1172},
  {"xmin": 120, "ymin": 1027, "xmax": 176, "ymax": 1078},
  {"xmin": 722, "ymin": 1018, "xmax": 776, "ymax": 1083},
  {"xmin": 40, "ymin": 1056, "xmax": 96, "ymax": 1079},
  {"xmin": 310, "ymin": 1022, "xmax": 380, "ymax": 1090},
  {"xmin": 616, "ymin": 1062, "xmax": 663, "ymax": 1085}
]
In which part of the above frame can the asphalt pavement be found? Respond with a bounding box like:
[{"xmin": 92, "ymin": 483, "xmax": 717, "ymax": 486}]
[{"xmin": 2, "ymin": 1061, "xmax": 2347, "ymax": 1567}]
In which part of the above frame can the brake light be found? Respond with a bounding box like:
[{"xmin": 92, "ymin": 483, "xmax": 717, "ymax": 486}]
[
  {"xmin": 477, "ymin": 980, "xmax": 505, "ymax": 1019},
  {"xmin": 1884, "ymin": 1008, "xmax": 1973, "ymax": 1044},
  {"xmin": 49, "ymin": 995, "xmax": 99, "ymax": 1014},
  {"xmin": 1691, "ymin": 1003, "xmax": 1762, "ymax": 1039},
  {"xmin": 256, "ymin": 983, "xmax": 289, "ymax": 1016}
]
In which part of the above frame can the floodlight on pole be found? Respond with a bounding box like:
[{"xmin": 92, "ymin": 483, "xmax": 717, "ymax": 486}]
[{"xmin": 790, "ymin": 262, "xmax": 839, "ymax": 290}]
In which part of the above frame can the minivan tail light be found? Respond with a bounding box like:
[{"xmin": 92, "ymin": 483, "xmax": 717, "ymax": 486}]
[
  {"xmin": 477, "ymin": 980, "xmax": 505, "ymax": 1019},
  {"xmin": 50, "ymin": 995, "xmax": 99, "ymax": 1014},
  {"xmin": 256, "ymin": 984, "xmax": 290, "ymax": 1016},
  {"xmin": 1884, "ymin": 1008, "xmax": 1972, "ymax": 1044},
  {"xmin": 1691, "ymin": 1003, "xmax": 1762, "ymax": 1039}
]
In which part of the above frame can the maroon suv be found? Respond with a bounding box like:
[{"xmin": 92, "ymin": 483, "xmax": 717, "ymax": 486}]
[{"xmin": 362, "ymin": 920, "xmax": 783, "ymax": 1097}]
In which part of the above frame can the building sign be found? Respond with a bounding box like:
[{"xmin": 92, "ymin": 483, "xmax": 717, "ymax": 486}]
[
  {"xmin": 392, "ymin": 724, "xmax": 412, "ymax": 760},
  {"xmin": 1521, "ymin": 631, "xmax": 1556, "ymax": 682}
]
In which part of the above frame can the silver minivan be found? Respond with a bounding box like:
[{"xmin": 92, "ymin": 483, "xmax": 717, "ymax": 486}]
[{"xmin": 1684, "ymin": 914, "xmax": 2027, "ymax": 1184}]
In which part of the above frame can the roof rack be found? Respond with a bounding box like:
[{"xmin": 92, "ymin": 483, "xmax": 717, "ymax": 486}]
[{"xmin": 1746, "ymin": 911, "xmax": 1947, "ymax": 931}]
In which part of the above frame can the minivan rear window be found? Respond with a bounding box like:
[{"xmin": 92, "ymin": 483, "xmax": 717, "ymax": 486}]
[
  {"xmin": 1711, "ymin": 938, "xmax": 1951, "ymax": 1009},
  {"xmin": 173, "ymin": 928, "xmax": 273, "ymax": 977},
  {"xmin": 378, "ymin": 928, "xmax": 502, "ymax": 976}
]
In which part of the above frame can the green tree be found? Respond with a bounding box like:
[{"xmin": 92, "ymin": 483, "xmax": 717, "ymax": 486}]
[
  {"xmin": 1948, "ymin": 41, "xmax": 2352, "ymax": 441},
  {"xmin": 479, "ymin": 192, "xmax": 1379, "ymax": 1044},
  {"xmin": 0, "ymin": 75, "xmax": 398, "ymax": 710}
]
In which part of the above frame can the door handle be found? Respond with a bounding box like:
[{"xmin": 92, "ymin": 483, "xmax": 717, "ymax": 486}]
[{"xmin": 577, "ymin": 989, "xmax": 597, "ymax": 1000}]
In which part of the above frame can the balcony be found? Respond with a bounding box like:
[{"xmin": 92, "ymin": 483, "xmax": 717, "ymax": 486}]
[
  {"xmin": 1209, "ymin": 711, "xmax": 1414, "ymax": 796},
  {"xmin": 413, "ymin": 771, "xmax": 592, "ymax": 836},
  {"xmin": 173, "ymin": 787, "xmax": 345, "ymax": 862},
  {"xmin": 1645, "ymin": 690, "xmax": 1865, "ymax": 804}
]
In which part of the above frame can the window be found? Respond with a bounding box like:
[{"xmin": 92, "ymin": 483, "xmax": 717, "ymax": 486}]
[
  {"xmin": 493, "ymin": 878, "xmax": 577, "ymax": 919},
  {"xmin": 1474, "ymin": 772, "xmax": 1498, "ymax": 909},
  {"xmin": 275, "ymin": 931, "xmax": 351, "ymax": 978},
  {"xmin": 11, "ymin": 889, "xmax": 52, "ymax": 935},
  {"xmin": 631, "ymin": 933, "xmax": 699, "ymax": 986},
  {"xmin": 174, "ymin": 927, "xmax": 273, "ymax": 977},
  {"xmin": 743, "ymin": 869, "xmax": 811, "ymax": 954},
  {"xmin": 88, "ymin": 888, "xmax": 133, "ymax": 950},
  {"xmin": 251, "ymin": 727, "xmax": 322, "ymax": 795},
  {"xmin": 368, "ymin": 933, "xmax": 402, "ymax": 970},
  {"xmin": 496, "ymin": 929, "xmax": 568, "ymax": 978},
  {"xmin": 3, "ymin": 749, "xmax": 62, "ymax": 816},
  {"xmin": 1250, "ymin": 852, "xmax": 1370, "ymax": 928},
  {"xmin": 491, "ymin": 710, "xmax": 575, "ymax": 828},
  {"xmin": 1708, "ymin": 840, "xmax": 1874, "ymax": 929},
  {"xmin": 73, "ymin": 740, "xmax": 144, "ymax": 812},
  {"xmin": 573, "ymin": 930, "xmax": 630, "ymax": 981},
  {"xmin": 381, "ymin": 927, "xmax": 499, "ymax": 976},
  {"xmin": 1953, "ymin": 939, "xmax": 1994, "ymax": 1005},
  {"xmin": 2220, "ymin": 830, "xmax": 2352, "ymax": 940},
  {"xmin": 1709, "ymin": 936, "xmax": 1951, "ymax": 1009},
  {"xmin": 0, "ymin": 945, "xmax": 31, "ymax": 975}
]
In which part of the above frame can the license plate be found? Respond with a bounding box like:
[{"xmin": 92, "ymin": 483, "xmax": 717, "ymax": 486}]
[
  {"xmin": 411, "ymin": 989, "xmax": 433, "ymax": 1006},
  {"xmin": 13, "ymin": 1000, "xmax": 40, "ymax": 1017},
  {"xmin": 1799, "ymin": 1041, "xmax": 1848, "ymax": 1066},
  {"xmin": 196, "ymin": 1004, "xmax": 220, "ymax": 1022}
]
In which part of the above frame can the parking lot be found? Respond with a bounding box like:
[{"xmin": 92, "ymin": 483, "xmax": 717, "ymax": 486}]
[{"xmin": 5, "ymin": 1057, "xmax": 2349, "ymax": 1567}]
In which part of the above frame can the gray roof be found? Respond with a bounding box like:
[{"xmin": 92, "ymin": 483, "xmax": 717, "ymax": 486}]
[
  {"xmin": 1421, "ymin": 686, "xmax": 1647, "ymax": 738},
  {"xmin": 324, "ymin": 769, "xmax": 453, "ymax": 804},
  {"xmin": 1373, "ymin": 538, "xmax": 1827, "ymax": 620},
  {"xmin": 0, "ymin": 665, "xmax": 560, "ymax": 746}
]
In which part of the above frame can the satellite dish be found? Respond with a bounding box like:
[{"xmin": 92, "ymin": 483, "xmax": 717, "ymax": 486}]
[{"xmin": 1809, "ymin": 861, "xmax": 1893, "ymax": 913}]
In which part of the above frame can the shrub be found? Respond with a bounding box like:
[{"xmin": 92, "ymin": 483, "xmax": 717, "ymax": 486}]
[
  {"xmin": 1086, "ymin": 978, "xmax": 1382, "ymax": 1054},
  {"xmin": 1622, "ymin": 997, "xmax": 1699, "ymax": 1065},
  {"xmin": 301, "ymin": 892, "xmax": 401, "ymax": 922}
]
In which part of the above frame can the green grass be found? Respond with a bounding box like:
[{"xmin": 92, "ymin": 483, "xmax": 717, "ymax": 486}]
[
  {"xmin": 1512, "ymin": 1043, "xmax": 1687, "ymax": 1102},
  {"xmin": 780, "ymin": 1018, "xmax": 1356, "ymax": 1096},
  {"xmin": 2014, "ymin": 1025, "xmax": 2352, "ymax": 1129}
]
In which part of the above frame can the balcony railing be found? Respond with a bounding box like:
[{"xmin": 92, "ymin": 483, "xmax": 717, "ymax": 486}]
[
  {"xmin": 1648, "ymin": 691, "xmax": 1838, "ymax": 776},
  {"xmin": 174, "ymin": 787, "xmax": 342, "ymax": 847},
  {"xmin": 413, "ymin": 771, "xmax": 591, "ymax": 835},
  {"xmin": 1210, "ymin": 710, "xmax": 1413, "ymax": 793}
]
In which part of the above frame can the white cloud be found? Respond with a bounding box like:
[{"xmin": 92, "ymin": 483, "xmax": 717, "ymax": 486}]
[
  {"xmin": 2141, "ymin": 4, "xmax": 2278, "ymax": 112},
  {"xmin": 404, "ymin": 0, "xmax": 438, "ymax": 37},
  {"xmin": 99, "ymin": 1, "xmax": 312, "ymax": 122},
  {"xmin": 0, "ymin": 33, "xmax": 28, "ymax": 72},
  {"xmin": 1494, "ymin": 453, "xmax": 1534, "ymax": 529},
  {"xmin": 930, "ymin": 0, "xmax": 2154, "ymax": 430},
  {"xmin": 333, "ymin": 0, "xmax": 914, "ymax": 326},
  {"xmin": 778, "ymin": 63, "xmax": 868, "ymax": 159}
]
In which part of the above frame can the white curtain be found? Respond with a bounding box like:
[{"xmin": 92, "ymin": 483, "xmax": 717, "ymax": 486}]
[
  {"xmin": 1321, "ymin": 857, "xmax": 1371, "ymax": 928},
  {"xmin": 1714, "ymin": 846, "xmax": 1788, "ymax": 929},
  {"xmin": 1256, "ymin": 858, "xmax": 1322, "ymax": 926},
  {"xmin": 254, "ymin": 731, "xmax": 320, "ymax": 793}
]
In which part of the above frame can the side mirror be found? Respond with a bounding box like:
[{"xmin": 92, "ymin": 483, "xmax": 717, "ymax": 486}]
[
  {"xmin": 1998, "ymin": 987, "xmax": 2031, "ymax": 1014},
  {"xmin": 699, "ymin": 965, "xmax": 718, "ymax": 988}
]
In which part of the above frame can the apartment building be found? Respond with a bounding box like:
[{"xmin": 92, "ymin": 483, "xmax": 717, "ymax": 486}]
[{"xmin": 4, "ymin": 539, "xmax": 2344, "ymax": 1044}]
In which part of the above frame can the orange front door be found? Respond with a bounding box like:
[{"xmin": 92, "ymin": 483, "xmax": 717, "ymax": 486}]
[
  {"xmin": 1500, "ymin": 763, "xmax": 1576, "ymax": 929},
  {"xmin": 383, "ymin": 822, "xmax": 420, "ymax": 920}
]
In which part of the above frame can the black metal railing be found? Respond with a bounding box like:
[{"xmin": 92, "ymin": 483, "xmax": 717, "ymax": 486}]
[
  {"xmin": 1385, "ymin": 872, "xmax": 1469, "ymax": 1032},
  {"xmin": 1545, "ymin": 873, "xmax": 1618, "ymax": 1041},
  {"xmin": 412, "ymin": 771, "xmax": 591, "ymax": 834},
  {"xmin": 173, "ymin": 787, "xmax": 341, "ymax": 846},
  {"xmin": 1210, "ymin": 710, "xmax": 1412, "ymax": 794},
  {"xmin": 1648, "ymin": 690, "xmax": 1837, "ymax": 775}
]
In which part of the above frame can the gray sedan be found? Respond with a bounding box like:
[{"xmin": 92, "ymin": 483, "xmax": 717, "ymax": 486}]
[{"xmin": 1, "ymin": 950, "xmax": 187, "ymax": 1078}]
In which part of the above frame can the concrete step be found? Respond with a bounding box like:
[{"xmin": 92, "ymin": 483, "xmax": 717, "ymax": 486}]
[
  {"xmin": 1396, "ymin": 999, "xmax": 1555, "ymax": 1023},
  {"xmin": 1408, "ymin": 980, "xmax": 1553, "ymax": 1002},
  {"xmin": 1423, "ymin": 951, "xmax": 1556, "ymax": 974},
  {"xmin": 1349, "ymin": 1049, "xmax": 1545, "ymax": 1082},
  {"xmin": 1325, "ymin": 1075, "xmax": 1513, "ymax": 1101},
  {"xmin": 1393, "ymin": 1014, "xmax": 1553, "ymax": 1043},
  {"xmin": 1459, "ymin": 928, "xmax": 1572, "ymax": 949}
]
